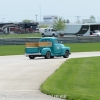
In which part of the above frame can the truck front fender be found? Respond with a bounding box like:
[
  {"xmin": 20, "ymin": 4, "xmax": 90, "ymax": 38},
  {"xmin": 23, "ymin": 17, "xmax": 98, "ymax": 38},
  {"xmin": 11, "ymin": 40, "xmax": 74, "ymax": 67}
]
[
  {"xmin": 41, "ymin": 48, "xmax": 51, "ymax": 56},
  {"xmin": 61, "ymin": 47, "xmax": 70, "ymax": 55}
]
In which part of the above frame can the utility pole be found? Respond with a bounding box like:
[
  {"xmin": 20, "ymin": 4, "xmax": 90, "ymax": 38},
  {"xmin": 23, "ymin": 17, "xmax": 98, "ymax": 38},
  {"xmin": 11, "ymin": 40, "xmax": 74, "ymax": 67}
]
[
  {"xmin": 75, "ymin": 16, "xmax": 81, "ymax": 24},
  {"xmin": 35, "ymin": 15, "xmax": 38, "ymax": 22},
  {"xmin": 2, "ymin": 18, "xmax": 5, "ymax": 23},
  {"xmin": 98, "ymin": 17, "xmax": 100, "ymax": 23},
  {"xmin": 39, "ymin": 5, "xmax": 41, "ymax": 22}
]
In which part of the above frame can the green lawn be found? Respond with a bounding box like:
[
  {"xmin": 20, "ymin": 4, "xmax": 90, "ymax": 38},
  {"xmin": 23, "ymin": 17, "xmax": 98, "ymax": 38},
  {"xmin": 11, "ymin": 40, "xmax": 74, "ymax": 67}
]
[
  {"xmin": 0, "ymin": 45, "xmax": 25, "ymax": 56},
  {"xmin": 65, "ymin": 42, "xmax": 100, "ymax": 52},
  {"xmin": 0, "ymin": 33, "xmax": 41, "ymax": 38},
  {"xmin": 40, "ymin": 57, "xmax": 100, "ymax": 100},
  {"xmin": 0, "ymin": 42, "xmax": 100, "ymax": 56}
]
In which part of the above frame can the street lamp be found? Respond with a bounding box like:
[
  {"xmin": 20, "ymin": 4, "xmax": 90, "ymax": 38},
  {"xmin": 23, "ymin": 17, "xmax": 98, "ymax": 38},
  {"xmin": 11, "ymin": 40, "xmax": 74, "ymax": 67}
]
[
  {"xmin": 75, "ymin": 16, "xmax": 81, "ymax": 24},
  {"xmin": 35, "ymin": 15, "xmax": 38, "ymax": 22},
  {"xmin": 2, "ymin": 18, "xmax": 5, "ymax": 23},
  {"xmin": 98, "ymin": 17, "xmax": 100, "ymax": 23},
  {"xmin": 39, "ymin": 5, "xmax": 41, "ymax": 22}
]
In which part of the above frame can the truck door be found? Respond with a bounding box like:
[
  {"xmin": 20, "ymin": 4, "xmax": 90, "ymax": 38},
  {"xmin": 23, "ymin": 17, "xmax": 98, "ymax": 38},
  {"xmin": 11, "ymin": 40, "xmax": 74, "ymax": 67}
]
[
  {"xmin": 53, "ymin": 39, "xmax": 61, "ymax": 54},
  {"xmin": 48, "ymin": 29, "xmax": 51, "ymax": 36}
]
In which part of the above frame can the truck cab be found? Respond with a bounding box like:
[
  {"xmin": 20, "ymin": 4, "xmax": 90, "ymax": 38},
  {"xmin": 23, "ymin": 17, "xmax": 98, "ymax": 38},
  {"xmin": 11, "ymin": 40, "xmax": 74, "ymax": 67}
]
[
  {"xmin": 42, "ymin": 28, "xmax": 58, "ymax": 37},
  {"xmin": 25, "ymin": 37, "xmax": 71, "ymax": 59}
]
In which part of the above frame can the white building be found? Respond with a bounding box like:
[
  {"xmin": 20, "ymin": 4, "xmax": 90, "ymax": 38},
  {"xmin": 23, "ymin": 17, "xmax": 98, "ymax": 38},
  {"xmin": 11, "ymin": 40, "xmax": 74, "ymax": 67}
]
[
  {"xmin": 82, "ymin": 18, "xmax": 96, "ymax": 23},
  {"xmin": 39, "ymin": 15, "xmax": 58, "ymax": 27},
  {"xmin": 43, "ymin": 15, "xmax": 57, "ymax": 22}
]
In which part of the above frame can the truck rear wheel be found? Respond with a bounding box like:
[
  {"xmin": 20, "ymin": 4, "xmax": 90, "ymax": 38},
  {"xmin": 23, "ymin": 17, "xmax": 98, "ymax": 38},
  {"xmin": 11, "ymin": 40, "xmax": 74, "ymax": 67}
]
[
  {"xmin": 29, "ymin": 55, "xmax": 35, "ymax": 59},
  {"xmin": 63, "ymin": 50, "xmax": 69, "ymax": 58},
  {"xmin": 45, "ymin": 51, "xmax": 51, "ymax": 59},
  {"xmin": 51, "ymin": 56, "xmax": 54, "ymax": 58}
]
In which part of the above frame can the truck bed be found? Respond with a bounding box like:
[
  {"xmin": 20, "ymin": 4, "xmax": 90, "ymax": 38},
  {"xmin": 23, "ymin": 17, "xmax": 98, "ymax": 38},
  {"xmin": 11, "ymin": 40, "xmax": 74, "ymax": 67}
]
[
  {"xmin": 25, "ymin": 42, "xmax": 52, "ymax": 54},
  {"xmin": 25, "ymin": 42, "xmax": 52, "ymax": 47}
]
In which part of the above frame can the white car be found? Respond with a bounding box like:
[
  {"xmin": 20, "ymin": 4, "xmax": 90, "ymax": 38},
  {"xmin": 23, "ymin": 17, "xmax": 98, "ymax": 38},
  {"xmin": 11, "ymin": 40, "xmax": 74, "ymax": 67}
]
[{"xmin": 92, "ymin": 30, "xmax": 100, "ymax": 36}]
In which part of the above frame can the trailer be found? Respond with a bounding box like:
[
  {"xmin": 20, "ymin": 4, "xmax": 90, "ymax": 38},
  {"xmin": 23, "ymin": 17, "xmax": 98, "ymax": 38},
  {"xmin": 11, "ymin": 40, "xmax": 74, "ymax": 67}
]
[{"xmin": 63, "ymin": 23, "xmax": 100, "ymax": 36}]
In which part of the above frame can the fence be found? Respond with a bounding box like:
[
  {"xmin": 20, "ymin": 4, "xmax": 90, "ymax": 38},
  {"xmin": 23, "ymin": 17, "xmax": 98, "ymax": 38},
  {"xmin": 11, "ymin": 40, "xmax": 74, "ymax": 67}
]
[{"xmin": 0, "ymin": 36, "xmax": 100, "ymax": 45}]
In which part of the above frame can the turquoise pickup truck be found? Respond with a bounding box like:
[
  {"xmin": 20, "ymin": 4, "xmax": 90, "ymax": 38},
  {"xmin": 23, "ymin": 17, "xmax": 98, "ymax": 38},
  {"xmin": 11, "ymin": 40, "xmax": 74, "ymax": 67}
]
[{"xmin": 25, "ymin": 37, "xmax": 71, "ymax": 59}]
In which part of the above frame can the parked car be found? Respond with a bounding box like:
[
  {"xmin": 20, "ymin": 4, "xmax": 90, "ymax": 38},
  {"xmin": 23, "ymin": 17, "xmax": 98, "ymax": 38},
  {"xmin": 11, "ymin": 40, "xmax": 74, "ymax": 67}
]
[{"xmin": 92, "ymin": 30, "xmax": 100, "ymax": 36}]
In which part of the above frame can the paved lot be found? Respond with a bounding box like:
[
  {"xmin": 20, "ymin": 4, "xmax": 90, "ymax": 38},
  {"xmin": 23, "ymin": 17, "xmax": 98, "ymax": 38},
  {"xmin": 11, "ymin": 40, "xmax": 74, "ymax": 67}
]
[{"xmin": 0, "ymin": 51, "xmax": 100, "ymax": 100}]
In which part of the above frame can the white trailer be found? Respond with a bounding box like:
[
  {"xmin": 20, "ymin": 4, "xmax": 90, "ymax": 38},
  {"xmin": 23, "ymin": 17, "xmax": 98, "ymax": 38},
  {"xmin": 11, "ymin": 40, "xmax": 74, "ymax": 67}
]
[{"xmin": 63, "ymin": 23, "xmax": 100, "ymax": 36}]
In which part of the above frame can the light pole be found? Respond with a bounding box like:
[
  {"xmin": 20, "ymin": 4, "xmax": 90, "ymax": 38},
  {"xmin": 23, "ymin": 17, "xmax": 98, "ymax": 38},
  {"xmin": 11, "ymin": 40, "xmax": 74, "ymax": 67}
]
[
  {"xmin": 2, "ymin": 18, "xmax": 5, "ymax": 23},
  {"xmin": 98, "ymin": 17, "xmax": 100, "ymax": 23},
  {"xmin": 75, "ymin": 16, "xmax": 81, "ymax": 24},
  {"xmin": 35, "ymin": 15, "xmax": 38, "ymax": 22},
  {"xmin": 39, "ymin": 5, "xmax": 41, "ymax": 22}
]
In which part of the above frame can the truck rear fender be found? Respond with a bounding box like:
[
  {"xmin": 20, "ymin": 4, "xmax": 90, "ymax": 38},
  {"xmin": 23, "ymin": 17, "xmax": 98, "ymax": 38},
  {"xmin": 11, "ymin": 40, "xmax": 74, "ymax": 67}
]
[{"xmin": 41, "ymin": 48, "xmax": 52, "ymax": 56}]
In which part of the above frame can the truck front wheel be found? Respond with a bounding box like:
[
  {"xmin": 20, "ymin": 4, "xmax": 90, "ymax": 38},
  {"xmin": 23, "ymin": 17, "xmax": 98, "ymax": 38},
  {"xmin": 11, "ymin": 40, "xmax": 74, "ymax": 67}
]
[
  {"xmin": 45, "ymin": 51, "xmax": 51, "ymax": 59},
  {"xmin": 63, "ymin": 50, "xmax": 69, "ymax": 58},
  {"xmin": 29, "ymin": 55, "xmax": 35, "ymax": 59}
]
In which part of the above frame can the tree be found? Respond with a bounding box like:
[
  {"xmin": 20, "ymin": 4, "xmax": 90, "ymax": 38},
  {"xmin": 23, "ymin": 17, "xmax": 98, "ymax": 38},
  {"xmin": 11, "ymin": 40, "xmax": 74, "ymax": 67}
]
[
  {"xmin": 66, "ymin": 19, "xmax": 70, "ymax": 23},
  {"xmin": 90, "ymin": 15, "xmax": 95, "ymax": 20},
  {"xmin": 90, "ymin": 15, "xmax": 96, "ymax": 23},
  {"xmin": 53, "ymin": 17, "xmax": 66, "ymax": 31},
  {"xmin": 22, "ymin": 19, "xmax": 33, "ymax": 23},
  {"xmin": 38, "ymin": 24, "xmax": 49, "ymax": 28}
]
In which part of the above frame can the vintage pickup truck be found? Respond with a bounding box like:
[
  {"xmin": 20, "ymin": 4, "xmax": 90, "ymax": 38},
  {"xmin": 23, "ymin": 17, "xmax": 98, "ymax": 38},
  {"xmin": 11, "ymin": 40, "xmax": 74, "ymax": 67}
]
[{"xmin": 25, "ymin": 37, "xmax": 71, "ymax": 59}]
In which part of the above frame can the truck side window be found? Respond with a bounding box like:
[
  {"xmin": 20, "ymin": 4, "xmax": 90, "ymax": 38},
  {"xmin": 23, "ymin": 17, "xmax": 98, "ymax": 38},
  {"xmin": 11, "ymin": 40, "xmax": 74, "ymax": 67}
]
[
  {"xmin": 41, "ymin": 39, "xmax": 46, "ymax": 42},
  {"xmin": 54, "ymin": 39, "xmax": 59, "ymax": 44},
  {"xmin": 47, "ymin": 39, "xmax": 50, "ymax": 42}
]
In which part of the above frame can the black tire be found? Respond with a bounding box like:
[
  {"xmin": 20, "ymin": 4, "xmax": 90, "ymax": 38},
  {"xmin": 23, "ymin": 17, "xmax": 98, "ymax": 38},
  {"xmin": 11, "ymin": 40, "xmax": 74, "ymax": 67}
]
[
  {"xmin": 29, "ymin": 55, "xmax": 35, "ymax": 59},
  {"xmin": 51, "ymin": 56, "xmax": 54, "ymax": 58},
  {"xmin": 63, "ymin": 50, "xmax": 69, "ymax": 58},
  {"xmin": 52, "ymin": 33, "xmax": 55, "ymax": 37},
  {"xmin": 42, "ymin": 33, "xmax": 45, "ymax": 37},
  {"xmin": 45, "ymin": 51, "xmax": 51, "ymax": 59},
  {"xmin": 42, "ymin": 35, "xmax": 45, "ymax": 37}
]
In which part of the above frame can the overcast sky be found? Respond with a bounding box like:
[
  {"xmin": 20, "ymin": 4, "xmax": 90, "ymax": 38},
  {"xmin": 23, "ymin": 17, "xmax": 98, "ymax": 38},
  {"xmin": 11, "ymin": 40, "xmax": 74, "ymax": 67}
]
[{"xmin": 0, "ymin": 0, "xmax": 100, "ymax": 23}]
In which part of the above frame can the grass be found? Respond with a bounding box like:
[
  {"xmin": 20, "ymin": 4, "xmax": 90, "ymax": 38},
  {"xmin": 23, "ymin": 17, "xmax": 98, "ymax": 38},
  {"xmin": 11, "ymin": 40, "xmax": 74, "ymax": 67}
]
[
  {"xmin": 0, "ymin": 33, "xmax": 41, "ymax": 38},
  {"xmin": 40, "ymin": 57, "xmax": 100, "ymax": 100},
  {"xmin": 65, "ymin": 42, "xmax": 100, "ymax": 52},
  {"xmin": 0, "ymin": 45, "xmax": 25, "ymax": 56},
  {"xmin": 0, "ymin": 42, "xmax": 100, "ymax": 56}
]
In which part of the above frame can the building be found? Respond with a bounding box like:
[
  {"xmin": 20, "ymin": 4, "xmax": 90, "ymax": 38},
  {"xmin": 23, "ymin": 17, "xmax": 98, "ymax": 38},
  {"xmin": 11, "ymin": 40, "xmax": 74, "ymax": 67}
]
[
  {"xmin": 39, "ymin": 15, "xmax": 58, "ymax": 27},
  {"xmin": 0, "ymin": 22, "xmax": 38, "ymax": 34},
  {"xmin": 43, "ymin": 15, "xmax": 57, "ymax": 22}
]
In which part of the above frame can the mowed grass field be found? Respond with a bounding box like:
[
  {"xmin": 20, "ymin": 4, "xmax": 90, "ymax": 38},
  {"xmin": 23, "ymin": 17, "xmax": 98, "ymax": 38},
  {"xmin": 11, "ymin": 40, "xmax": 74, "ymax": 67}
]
[
  {"xmin": 0, "ymin": 45, "xmax": 25, "ymax": 56},
  {"xmin": 0, "ymin": 42, "xmax": 100, "ymax": 56},
  {"xmin": 0, "ymin": 33, "xmax": 41, "ymax": 38},
  {"xmin": 40, "ymin": 57, "xmax": 100, "ymax": 100}
]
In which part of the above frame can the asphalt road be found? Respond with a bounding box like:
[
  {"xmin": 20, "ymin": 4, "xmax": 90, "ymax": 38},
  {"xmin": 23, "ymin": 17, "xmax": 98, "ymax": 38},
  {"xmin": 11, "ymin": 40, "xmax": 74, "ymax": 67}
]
[{"xmin": 0, "ymin": 51, "xmax": 100, "ymax": 100}]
